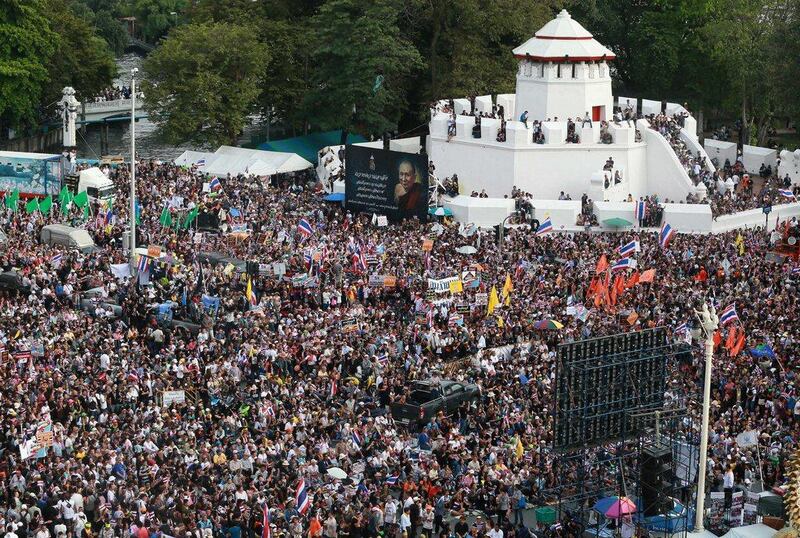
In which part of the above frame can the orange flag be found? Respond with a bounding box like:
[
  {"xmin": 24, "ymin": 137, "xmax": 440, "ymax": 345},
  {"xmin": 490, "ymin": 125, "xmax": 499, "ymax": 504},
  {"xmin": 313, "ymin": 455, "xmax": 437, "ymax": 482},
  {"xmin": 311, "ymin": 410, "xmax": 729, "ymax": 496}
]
[
  {"xmin": 625, "ymin": 271, "xmax": 640, "ymax": 289},
  {"xmin": 712, "ymin": 330, "xmax": 722, "ymax": 348},
  {"xmin": 639, "ymin": 269, "xmax": 656, "ymax": 283},
  {"xmin": 731, "ymin": 332, "xmax": 746, "ymax": 357},
  {"xmin": 615, "ymin": 274, "xmax": 625, "ymax": 296},
  {"xmin": 596, "ymin": 254, "xmax": 609, "ymax": 274},
  {"xmin": 725, "ymin": 326, "xmax": 738, "ymax": 351},
  {"xmin": 627, "ymin": 311, "xmax": 639, "ymax": 325},
  {"xmin": 587, "ymin": 277, "xmax": 598, "ymax": 298}
]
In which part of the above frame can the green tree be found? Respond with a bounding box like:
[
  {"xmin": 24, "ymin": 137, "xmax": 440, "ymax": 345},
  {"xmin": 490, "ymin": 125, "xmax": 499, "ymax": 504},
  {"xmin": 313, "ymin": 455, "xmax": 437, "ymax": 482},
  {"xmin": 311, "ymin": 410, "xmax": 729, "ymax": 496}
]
[
  {"xmin": 42, "ymin": 0, "xmax": 117, "ymax": 105},
  {"xmin": 305, "ymin": 0, "xmax": 422, "ymax": 136},
  {"xmin": 0, "ymin": 0, "xmax": 56, "ymax": 129},
  {"xmin": 133, "ymin": 0, "xmax": 187, "ymax": 43},
  {"xmin": 142, "ymin": 22, "xmax": 269, "ymax": 146},
  {"xmin": 94, "ymin": 10, "xmax": 129, "ymax": 55}
]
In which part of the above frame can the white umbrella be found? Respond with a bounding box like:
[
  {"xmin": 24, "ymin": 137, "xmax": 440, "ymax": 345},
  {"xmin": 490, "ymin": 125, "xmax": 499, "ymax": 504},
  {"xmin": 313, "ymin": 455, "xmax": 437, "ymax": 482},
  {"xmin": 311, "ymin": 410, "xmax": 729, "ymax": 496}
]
[
  {"xmin": 327, "ymin": 467, "xmax": 347, "ymax": 480},
  {"xmin": 456, "ymin": 245, "xmax": 477, "ymax": 254}
]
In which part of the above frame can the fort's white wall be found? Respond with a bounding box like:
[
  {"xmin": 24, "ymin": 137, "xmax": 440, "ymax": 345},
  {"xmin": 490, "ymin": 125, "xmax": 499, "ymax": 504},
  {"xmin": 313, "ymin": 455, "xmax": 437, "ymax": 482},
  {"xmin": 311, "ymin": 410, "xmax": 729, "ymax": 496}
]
[{"xmin": 779, "ymin": 149, "xmax": 800, "ymax": 185}]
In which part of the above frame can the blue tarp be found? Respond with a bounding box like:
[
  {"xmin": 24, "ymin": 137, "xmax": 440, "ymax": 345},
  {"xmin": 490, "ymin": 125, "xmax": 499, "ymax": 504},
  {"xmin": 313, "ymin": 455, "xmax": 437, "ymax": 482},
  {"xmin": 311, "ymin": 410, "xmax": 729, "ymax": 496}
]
[{"xmin": 257, "ymin": 130, "xmax": 366, "ymax": 163}]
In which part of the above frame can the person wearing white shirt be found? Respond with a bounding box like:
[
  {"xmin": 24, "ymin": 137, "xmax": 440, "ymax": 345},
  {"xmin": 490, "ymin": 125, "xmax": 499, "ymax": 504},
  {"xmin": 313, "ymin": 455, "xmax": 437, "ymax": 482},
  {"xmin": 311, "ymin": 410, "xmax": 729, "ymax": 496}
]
[
  {"xmin": 399, "ymin": 508, "xmax": 411, "ymax": 535},
  {"xmin": 723, "ymin": 464, "xmax": 735, "ymax": 509}
]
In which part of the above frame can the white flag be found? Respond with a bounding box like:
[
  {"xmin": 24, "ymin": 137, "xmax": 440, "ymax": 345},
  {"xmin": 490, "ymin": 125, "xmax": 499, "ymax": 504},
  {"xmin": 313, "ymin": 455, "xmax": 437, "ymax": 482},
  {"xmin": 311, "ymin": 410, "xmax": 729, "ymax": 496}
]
[{"xmin": 735, "ymin": 430, "xmax": 759, "ymax": 447}]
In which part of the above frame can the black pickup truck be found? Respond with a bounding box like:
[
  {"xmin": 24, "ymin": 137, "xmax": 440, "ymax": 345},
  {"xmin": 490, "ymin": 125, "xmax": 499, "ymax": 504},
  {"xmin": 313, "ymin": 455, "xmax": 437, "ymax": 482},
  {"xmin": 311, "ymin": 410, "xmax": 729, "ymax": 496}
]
[{"xmin": 390, "ymin": 379, "xmax": 480, "ymax": 429}]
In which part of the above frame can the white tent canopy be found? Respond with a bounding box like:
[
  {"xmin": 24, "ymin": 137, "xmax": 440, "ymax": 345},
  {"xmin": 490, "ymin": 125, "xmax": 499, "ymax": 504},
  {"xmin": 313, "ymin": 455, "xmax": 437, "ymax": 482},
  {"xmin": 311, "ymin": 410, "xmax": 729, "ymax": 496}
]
[{"xmin": 174, "ymin": 146, "xmax": 313, "ymax": 177}]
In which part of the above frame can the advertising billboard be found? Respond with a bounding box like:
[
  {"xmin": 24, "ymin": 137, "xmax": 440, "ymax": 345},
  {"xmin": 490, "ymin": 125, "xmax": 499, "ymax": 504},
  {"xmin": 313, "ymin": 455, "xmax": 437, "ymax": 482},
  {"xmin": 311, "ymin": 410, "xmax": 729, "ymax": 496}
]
[{"xmin": 345, "ymin": 145, "xmax": 429, "ymax": 221}]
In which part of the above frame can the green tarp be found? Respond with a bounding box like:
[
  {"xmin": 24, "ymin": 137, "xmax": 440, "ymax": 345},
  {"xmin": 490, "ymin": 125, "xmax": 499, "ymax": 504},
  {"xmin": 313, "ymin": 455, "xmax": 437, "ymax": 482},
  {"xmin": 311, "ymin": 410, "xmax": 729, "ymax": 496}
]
[{"xmin": 257, "ymin": 130, "xmax": 366, "ymax": 164}]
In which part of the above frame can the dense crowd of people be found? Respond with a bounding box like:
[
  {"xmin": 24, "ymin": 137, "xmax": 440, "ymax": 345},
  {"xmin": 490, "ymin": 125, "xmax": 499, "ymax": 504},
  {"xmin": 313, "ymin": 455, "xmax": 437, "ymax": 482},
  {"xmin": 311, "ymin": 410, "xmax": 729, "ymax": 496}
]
[
  {"xmin": 90, "ymin": 86, "xmax": 137, "ymax": 102},
  {"xmin": 1, "ymin": 161, "xmax": 799, "ymax": 538}
]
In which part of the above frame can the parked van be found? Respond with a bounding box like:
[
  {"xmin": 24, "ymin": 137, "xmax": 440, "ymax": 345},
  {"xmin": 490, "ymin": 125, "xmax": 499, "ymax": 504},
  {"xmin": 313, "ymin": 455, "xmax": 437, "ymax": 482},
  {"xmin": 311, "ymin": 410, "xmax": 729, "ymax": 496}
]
[{"xmin": 40, "ymin": 224, "xmax": 96, "ymax": 253}]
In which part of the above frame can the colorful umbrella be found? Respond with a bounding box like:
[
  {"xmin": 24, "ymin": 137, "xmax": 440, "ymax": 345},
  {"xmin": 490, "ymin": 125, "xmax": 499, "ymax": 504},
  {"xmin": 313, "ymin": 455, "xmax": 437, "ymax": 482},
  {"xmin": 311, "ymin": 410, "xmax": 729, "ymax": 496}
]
[
  {"xmin": 533, "ymin": 319, "xmax": 564, "ymax": 330},
  {"xmin": 593, "ymin": 496, "xmax": 637, "ymax": 518},
  {"xmin": 429, "ymin": 206, "xmax": 453, "ymax": 217},
  {"xmin": 602, "ymin": 217, "xmax": 633, "ymax": 228}
]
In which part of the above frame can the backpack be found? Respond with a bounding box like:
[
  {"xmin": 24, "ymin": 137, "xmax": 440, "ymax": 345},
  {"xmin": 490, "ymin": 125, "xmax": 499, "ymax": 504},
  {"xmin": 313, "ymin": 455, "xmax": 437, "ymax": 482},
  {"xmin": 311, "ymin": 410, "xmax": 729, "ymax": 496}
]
[{"xmin": 517, "ymin": 496, "xmax": 526, "ymax": 509}]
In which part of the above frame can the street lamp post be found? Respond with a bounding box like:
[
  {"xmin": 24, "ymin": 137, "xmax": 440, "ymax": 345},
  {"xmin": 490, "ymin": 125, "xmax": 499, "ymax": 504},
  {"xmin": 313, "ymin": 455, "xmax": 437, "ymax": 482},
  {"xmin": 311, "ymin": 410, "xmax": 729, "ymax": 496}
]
[
  {"xmin": 693, "ymin": 303, "xmax": 719, "ymax": 533},
  {"xmin": 129, "ymin": 68, "xmax": 138, "ymax": 268},
  {"xmin": 498, "ymin": 212, "xmax": 519, "ymax": 254}
]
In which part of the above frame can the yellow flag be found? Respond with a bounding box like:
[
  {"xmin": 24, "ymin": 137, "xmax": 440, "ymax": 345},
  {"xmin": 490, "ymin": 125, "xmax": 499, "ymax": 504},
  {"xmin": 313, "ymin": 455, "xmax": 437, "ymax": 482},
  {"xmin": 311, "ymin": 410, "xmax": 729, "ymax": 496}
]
[
  {"xmin": 515, "ymin": 436, "xmax": 524, "ymax": 460},
  {"xmin": 246, "ymin": 276, "xmax": 254, "ymax": 303},
  {"xmin": 735, "ymin": 233, "xmax": 745, "ymax": 255},
  {"xmin": 449, "ymin": 279, "xmax": 463, "ymax": 294},
  {"xmin": 496, "ymin": 316, "xmax": 504, "ymax": 328},
  {"xmin": 487, "ymin": 285, "xmax": 500, "ymax": 316},
  {"xmin": 501, "ymin": 273, "xmax": 513, "ymax": 305}
]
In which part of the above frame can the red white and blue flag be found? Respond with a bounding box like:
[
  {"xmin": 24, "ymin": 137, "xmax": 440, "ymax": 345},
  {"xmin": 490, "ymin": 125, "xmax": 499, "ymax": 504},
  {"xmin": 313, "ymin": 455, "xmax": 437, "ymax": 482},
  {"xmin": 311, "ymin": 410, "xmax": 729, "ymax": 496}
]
[
  {"xmin": 719, "ymin": 303, "xmax": 739, "ymax": 325},
  {"xmin": 659, "ymin": 222, "xmax": 675, "ymax": 248},
  {"xmin": 297, "ymin": 218, "xmax": 313, "ymax": 237},
  {"xmin": 261, "ymin": 503, "xmax": 270, "ymax": 538},
  {"xmin": 611, "ymin": 258, "xmax": 637, "ymax": 272},
  {"xmin": 351, "ymin": 430, "xmax": 363, "ymax": 448},
  {"xmin": 634, "ymin": 200, "xmax": 647, "ymax": 221},
  {"xmin": 295, "ymin": 479, "xmax": 311, "ymax": 515},
  {"xmin": 137, "ymin": 255, "xmax": 151, "ymax": 274},
  {"xmin": 385, "ymin": 475, "xmax": 399, "ymax": 485},
  {"xmin": 536, "ymin": 217, "xmax": 553, "ymax": 236},
  {"xmin": 674, "ymin": 322, "xmax": 689, "ymax": 335},
  {"xmin": 209, "ymin": 177, "xmax": 222, "ymax": 191},
  {"xmin": 778, "ymin": 189, "xmax": 796, "ymax": 200},
  {"xmin": 617, "ymin": 240, "xmax": 639, "ymax": 258}
]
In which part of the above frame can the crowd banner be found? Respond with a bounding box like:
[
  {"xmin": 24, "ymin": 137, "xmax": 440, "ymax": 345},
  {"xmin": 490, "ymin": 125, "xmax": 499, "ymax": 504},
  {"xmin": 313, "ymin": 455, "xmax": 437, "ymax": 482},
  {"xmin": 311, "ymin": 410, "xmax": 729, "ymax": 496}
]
[
  {"xmin": 344, "ymin": 145, "xmax": 429, "ymax": 221},
  {"xmin": 742, "ymin": 492, "xmax": 759, "ymax": 525},
  {"xmin": 730, "ymin": 491, "xmax": 744, "ymax": 525},
  {"xmin": 427, "ymin": 276, "xmax": 460, "ymax": 294},
  {"xmin": 708, "ymin": 491, "xmax": 725, "ymax": 527},
  {"xmin": 162, "ymin": 390, "xmax": 186, "ymax": 407}
]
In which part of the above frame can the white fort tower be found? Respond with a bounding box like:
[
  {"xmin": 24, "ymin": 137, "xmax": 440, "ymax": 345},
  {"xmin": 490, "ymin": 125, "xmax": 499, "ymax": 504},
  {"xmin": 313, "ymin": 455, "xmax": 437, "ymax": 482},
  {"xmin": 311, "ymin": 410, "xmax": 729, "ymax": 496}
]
[
  {"xmin": 513, "ymin": 9, "xmax": 614, "ymax": 123},
  {"xmin": 427, "ymin": 9, "xmax": 709, "ymax": 221}
]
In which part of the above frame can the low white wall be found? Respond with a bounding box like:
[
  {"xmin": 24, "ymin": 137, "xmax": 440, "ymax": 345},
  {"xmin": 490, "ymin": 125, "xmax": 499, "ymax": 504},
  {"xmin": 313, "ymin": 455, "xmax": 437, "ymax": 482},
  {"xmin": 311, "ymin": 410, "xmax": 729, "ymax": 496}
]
[
  {"xmin": 662, "ymin": 203, "xmax": 712, "ymax": 232},
  {"xmin": 496, "ymin": 94, "xmax": 515, "ymax": 119},
  {"xmin": 703, "ymin": 139, "xmax": 737, "ymax": 167},
  {"xmin": 711, "ymin": 203, "xmax": 800, "ymax": 233},
  {"xmin": 641, "ymin": 99, "xmax": 662, "ymax": 116},
  {"xmin": 779, "ymin": 149, "xmax": 800, "ymax": 185},
  {"xmin": 444, "ymin": 195, "xmax": 514, "ymax": 227},
  {"xmin": 594, "ymin": 201, "xmax": 636, "ymax": 228},
  {"xmin": 742, "ymin": 145, "xmax": 777, "ymax": 174},
  {"xmin": 390, "ymin": 137, "xmax": 421, "ymax": 154},
  {"xmin": 617, "ymin": 96, "xmax": 637, "ymax": 113},
  {"xmin": 531, "ymin": 200, "xmax": 581, "ymax": 231}
]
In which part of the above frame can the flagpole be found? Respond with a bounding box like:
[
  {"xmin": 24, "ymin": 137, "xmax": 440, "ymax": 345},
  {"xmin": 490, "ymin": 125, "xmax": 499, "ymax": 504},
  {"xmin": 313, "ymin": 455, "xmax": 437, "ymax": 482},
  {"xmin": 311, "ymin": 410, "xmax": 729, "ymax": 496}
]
[{"xmin": 129, "ymin": 68, "xmax": 138, "ymax": 269}]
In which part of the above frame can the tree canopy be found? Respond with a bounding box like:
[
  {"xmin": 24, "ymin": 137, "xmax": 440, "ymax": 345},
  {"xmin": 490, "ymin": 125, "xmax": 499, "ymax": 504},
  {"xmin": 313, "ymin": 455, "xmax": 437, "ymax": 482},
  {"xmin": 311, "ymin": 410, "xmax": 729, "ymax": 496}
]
[{"xmin": 141, "ymin": 22, "xmax": 268, "ymax": 147}]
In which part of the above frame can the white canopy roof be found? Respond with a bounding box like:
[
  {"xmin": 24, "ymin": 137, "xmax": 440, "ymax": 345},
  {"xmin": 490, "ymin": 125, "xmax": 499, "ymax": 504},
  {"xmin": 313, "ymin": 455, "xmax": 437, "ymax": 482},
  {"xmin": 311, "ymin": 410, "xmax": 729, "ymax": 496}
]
[
  {"xmin": 174, "ymin": 146, "xmax": 313, "ymax": 177},
  {"xmin": 513, "ymin": 10, "xmax": 615, "ymax": 62},
  {"xmin": 720, "ymin": 524, "xmax": 777, "ymax": 538}
]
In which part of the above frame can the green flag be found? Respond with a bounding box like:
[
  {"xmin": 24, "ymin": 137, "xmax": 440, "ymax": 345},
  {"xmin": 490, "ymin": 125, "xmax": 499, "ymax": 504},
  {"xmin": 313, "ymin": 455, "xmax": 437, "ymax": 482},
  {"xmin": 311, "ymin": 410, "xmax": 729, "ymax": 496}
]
[
  {"xmin": 183, "ymin": 206, "xmax": 199, "ymax": 229},
  {"xmin": 39, "ymin": 195, "xmax": 53, "ymax": 215},
  {"xmin": 58, "ymin": 185, "xmax": 69, "ymax": 204},
  {"xmin": 83, "ymin": 204, "xmax": 90, "ymax": 220},
  {"xmin": 25, "ymin": 197, "xmax": 39, "ymax": 214},
  {"xmin": 61, "ymin": 191, "xmax": 73, "ymax": 216},
  {"xmin": 5, "ymin": 189, "xmax": 19, "ymax": 211},
  {"xmin": 73, "ymin": 190, "xmax": 89, "ymax": 208},
  {"xmin": 159, "ymin": 206, "xmax": 172, "ymax": 228}
]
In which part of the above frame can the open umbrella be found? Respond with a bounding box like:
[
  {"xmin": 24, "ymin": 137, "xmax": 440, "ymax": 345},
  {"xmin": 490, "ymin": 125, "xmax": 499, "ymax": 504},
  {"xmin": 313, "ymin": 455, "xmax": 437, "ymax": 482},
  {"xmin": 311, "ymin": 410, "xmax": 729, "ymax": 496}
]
[
  {"xmin": 429, "ymin": 206, "xmax": 453, "ymax": 217},
  {"xmin": 533, "ymin": 319, "xmax": 564, "ymax": 330},
  {"xmin": 602, "ymin": 217, "xmax": 633, "ymax": 228},
  {"xmin": 323, "ymin": 193, "xmax": 345, "ymax": 202},
  {"xmin": 593, "ymin": 496, "xmax": 636, "ymax": 518},
  {"xmin": 327, "ymin": 467, "xmax": 347, "ymax": 480},
  {"xmin": 456, "ymin": 245, "xmax": 477, "ymax": 254}
]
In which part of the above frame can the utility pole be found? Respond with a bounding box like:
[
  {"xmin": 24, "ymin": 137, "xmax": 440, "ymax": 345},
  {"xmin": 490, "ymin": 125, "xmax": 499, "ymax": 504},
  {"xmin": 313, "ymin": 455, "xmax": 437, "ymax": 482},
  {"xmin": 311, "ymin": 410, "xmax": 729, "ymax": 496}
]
[
  {"xmin": 693, "ymin": 303, "xmax": 719, "ymax": 533},
  {"xmin": 129, "ymin": 68, "xmax": 138, "ymax": 268}
]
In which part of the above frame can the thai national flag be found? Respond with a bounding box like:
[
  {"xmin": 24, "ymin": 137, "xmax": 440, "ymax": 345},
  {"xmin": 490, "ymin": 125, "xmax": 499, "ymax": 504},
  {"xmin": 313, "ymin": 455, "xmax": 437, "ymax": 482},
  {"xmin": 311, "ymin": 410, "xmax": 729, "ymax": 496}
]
[
  {"xmin": 351, "ymin": 431, "xmax": 362, "ymax": 448},
  {"xmin": 51, "ymin": 253, "xmax": 64, "ymax": 267},
  {"xmin": 297, "ymin": 218, "xmax": 313, "ymax": 237},
  {"xmin": 719, "ymin": 303, "xmax": 739, "ymax": 325},
  {"xmin": 611, "ymin": 258, "xmax": 637, "ymax": 272},
  {"xmin": 536, "ymin": 217, "xmax": 553, "ymax": 236},
  {"xmin": 261, "ymin": 503, "xmax": 270, "ymax": 538},
  {"xmin": 329, "ymin": 380, "xmax": 337, "ymax": 398},
  {"xmin": 295, "ymin": 479, "xmax": 310, "ymax": 515},
  {"xmin": 377, "ymin": 354, "xmax": 388, "ymax": 365},
  {"xmin": 634, "ymin": 200, "xmax": 647, "ymax": 221},
  {"xmin": 617, "ymin": 240, "xmax": 639, "ymax": 258},
  {"xmin": 104, "ymin": 208, "xmax": 113, "ymax": 225},
  {"xmin": 674, "ymin": 322, "xmax": 688, "ymax": 335},
  {"xmin": 209, "ymin": 177, "xmax": 222, "ymax": 191},
  {"xmin": 137, "ymin": 255, "xmax": 150, "ymax": 274},
  {"xmin": 778, "ymin": 189, "xmax": 796, "ymax": 200},
  {"xmin": 385, "ymin": 475, "xmax": 399, "ymax": 485},
  {"xmin": 792, "ymin": 266, "xmax": 800, "ymax": 275},
  {"xmin": 659, "ymin": 222, "xmax": 675, "ymax": 248}
]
